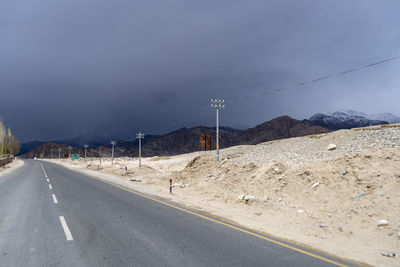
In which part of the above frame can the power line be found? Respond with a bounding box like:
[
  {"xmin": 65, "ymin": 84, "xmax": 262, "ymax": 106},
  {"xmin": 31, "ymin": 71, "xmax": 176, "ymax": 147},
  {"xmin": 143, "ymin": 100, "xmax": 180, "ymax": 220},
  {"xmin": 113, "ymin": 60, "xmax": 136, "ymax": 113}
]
[{"xmin": 144, "ymin": 56, "xmax": 400, "ymax": 135}]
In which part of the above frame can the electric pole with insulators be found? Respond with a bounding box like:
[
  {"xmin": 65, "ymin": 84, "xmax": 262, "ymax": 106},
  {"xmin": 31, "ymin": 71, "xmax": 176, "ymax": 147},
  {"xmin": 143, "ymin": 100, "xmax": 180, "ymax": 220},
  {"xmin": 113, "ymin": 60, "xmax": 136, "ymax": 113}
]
[
  {"xmin": 84, "ymin": 144, "xmax": 88, "ymax": 159},
  {"xmin": 110, "ymin": 141, "xmax": 116, "ymax": 165},
  {"xmin": 136, "ymin": 132, "xmax": 144, "ymax": 167},
  {"xmin": 211, "ymin": 99, "xmax": 225, "ymax": 161}
]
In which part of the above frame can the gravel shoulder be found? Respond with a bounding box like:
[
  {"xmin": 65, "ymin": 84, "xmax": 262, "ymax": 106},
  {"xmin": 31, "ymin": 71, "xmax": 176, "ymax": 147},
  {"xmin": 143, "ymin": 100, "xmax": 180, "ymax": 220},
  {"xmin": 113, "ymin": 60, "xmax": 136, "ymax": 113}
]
[{"xmin": 46, "ymin": 124, "xmax": 400, "ymax": 266}]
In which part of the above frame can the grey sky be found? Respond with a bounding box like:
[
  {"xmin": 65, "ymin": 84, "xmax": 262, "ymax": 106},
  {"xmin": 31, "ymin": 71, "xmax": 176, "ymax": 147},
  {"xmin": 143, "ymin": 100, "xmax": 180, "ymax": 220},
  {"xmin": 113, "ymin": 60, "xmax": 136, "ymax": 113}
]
[{"xmin": 1, "ymin": 0, "xmax": 400, "ymax": 142}]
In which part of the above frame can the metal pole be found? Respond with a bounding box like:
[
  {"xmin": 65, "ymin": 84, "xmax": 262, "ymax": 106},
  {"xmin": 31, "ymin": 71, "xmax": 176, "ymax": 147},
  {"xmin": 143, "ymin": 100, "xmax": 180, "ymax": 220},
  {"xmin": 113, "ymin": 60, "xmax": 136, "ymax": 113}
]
[
  {"xmin": 139, "ymin": 138, "xmax": 141, "ymax": 167},
  {"xmin": 136, "ymin": 132, "xmax": 144, "ymax": 167},
  {"xmin": 58, "ymin": 148, "xmax": 61, "ymax": 159},
  {"xmin": 84, "ymin": 144, "xmax": 88, "ymax": 159},
  {"xmin": 211, "ymin": 99, "xmax": 225, "ymax": 161},
  {"xmin": 216, "ymin": 108, "xmax": 219, "ymax": 161},
  {"xmin": 111, "ymin": 141, "xmax": 116, "ymax": 165}
]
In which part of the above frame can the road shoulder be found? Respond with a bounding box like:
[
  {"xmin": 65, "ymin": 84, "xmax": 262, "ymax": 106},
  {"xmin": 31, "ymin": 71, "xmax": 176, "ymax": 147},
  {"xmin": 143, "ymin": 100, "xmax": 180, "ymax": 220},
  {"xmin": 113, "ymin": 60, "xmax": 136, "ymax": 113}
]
[{"xmin": 0, "ymin": 159, "xmax": 25, "ymax": 177}]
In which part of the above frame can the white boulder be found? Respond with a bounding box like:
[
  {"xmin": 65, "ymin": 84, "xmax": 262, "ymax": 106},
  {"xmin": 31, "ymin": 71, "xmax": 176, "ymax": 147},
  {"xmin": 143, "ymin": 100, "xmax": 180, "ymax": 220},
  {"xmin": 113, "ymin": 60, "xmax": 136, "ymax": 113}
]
[
  {"xmin": 327, "ymin": 144, "xmax": 337, "ymax": 150},
  {"xmin": 377, "ymin": 219, "xmax": 389, "ymax": 227}
]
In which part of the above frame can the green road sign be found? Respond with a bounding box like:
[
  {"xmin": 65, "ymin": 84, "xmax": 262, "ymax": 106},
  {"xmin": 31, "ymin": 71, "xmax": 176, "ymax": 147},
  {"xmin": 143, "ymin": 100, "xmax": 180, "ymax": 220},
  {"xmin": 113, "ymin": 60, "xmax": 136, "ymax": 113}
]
[{"xmin": 71, "ymin": 154, "xmax": 80, "ymax": 160}]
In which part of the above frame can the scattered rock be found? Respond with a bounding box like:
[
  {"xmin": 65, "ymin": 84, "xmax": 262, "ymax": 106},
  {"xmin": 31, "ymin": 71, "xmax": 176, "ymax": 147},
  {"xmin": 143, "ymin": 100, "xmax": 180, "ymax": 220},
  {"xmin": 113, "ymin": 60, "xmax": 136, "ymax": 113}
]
[
  {"xmin": 244, "ymin": 195, "xmax": 256, "ymax": 203},
  {"xmin": 297, "ymin": 210, "xmax": 305, "ymax": 214},
  {"xmin": 381, "ymin": 252, "xmax": 397, "ymax": 258},
  {"xmin": 312, "ymin": 182, "xmax": 320, "ymax": 188},
  {"xmin": 273, "ymin": 167, "xmax": 280, "ymax": 173},
  {"xmin": 238, "ymin": 194, "xmax": 245, "ymax": 200},
  {"xmin": 342, "ymin": 170, "xmax": 348, "ymax": 175},
  {"xmin": 319, "ymin": 224, "xmax": 328, "ymax": 228},
  {"xmin": 130, "ymin": 178, "xmax": 141, "ymax": 182},
  {"xmin": 327, "ymin": 144, "xmax": 337, "ymax": 150},
  {"xmin": 368, "ymin": 213, "xmax": 373, "ymax": 217},
  {"xmin": 255, "ymin": 212, "xmax": 262, "ymax": 216},
  {"xmin": 377, "ymin": 219, "xmax": 389, "ymax": 227},
  {"xmin": 338, "ymin": 226, "xmax": 343, "ymax": 232},
  {"xmin": 355, "ymin": 193, "xmax": 367, "ymax": 199},
  {"xmin": 397, "ymin": 232, "xmax": 400, "ymax": 239}
]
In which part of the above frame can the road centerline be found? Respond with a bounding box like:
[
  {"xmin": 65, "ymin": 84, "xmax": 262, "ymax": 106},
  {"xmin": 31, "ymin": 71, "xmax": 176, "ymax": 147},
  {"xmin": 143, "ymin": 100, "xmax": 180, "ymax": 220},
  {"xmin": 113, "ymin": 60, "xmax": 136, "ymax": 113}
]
[
  {"xmin": 48, "ymin": 184, "xmax": 52, "ymax": 190},
  {"xmin": 52, "ymin": 194, "xmax": 58, "ymax": 204},
  {"xmin": 59, "ymin": 216, "xmax": 73, "ymax": 241}
]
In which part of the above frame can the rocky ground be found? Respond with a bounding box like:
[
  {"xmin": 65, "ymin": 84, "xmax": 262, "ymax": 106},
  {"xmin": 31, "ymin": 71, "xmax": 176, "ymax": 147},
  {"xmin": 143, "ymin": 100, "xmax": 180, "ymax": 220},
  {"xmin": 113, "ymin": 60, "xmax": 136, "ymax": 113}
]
[{"xmin": 48, "ymin": 124, "xmax": 400, "ymax": 266}]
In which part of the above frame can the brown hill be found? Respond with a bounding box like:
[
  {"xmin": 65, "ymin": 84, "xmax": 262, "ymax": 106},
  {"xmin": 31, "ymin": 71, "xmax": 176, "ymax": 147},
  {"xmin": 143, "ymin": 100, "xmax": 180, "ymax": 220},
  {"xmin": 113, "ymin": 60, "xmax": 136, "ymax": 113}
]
[{"xmin": 237, "ymin": 115, "xmax": 330, "ymax": 145}]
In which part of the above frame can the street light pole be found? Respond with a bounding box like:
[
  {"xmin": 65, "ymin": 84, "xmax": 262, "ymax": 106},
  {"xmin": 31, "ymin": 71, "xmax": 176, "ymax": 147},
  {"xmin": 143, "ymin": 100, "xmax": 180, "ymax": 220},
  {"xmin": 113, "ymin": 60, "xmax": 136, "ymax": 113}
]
[
  {"xmin": 68, "ymin": 146, "xmax": 72, "ymax": 158},
  {"xmin": 58, "ymin": 148, "xmax": 61, "ymax": 159},
  {"xmin": 136, "ymin": 132, "xmax": 144, "ymax": 167},
  {"xmin": 84, "ymin": 144, "xmax": 88, "ymax": 159},
  {"xmin": 211, "ymin": 99, "xmax": 225, "ymax": 161},
  {"xmin": 110, "ymin": 141, "xmax": 116, "ymax": 165}
]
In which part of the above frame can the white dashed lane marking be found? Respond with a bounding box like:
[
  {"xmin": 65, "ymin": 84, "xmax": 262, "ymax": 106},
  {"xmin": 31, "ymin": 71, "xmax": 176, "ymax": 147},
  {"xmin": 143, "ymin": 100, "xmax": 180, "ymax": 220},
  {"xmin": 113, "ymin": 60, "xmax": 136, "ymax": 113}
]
[
  {"xmin": 59, "ymin": 216, "xmax": 73, "ymax": 241},
  {"xmin": 52, "ymin": 194, "xmax": 58, "ymax": 204},
  {"xmin": 48, "ymin": 184, "xmax": 52, "ymax": 190}
]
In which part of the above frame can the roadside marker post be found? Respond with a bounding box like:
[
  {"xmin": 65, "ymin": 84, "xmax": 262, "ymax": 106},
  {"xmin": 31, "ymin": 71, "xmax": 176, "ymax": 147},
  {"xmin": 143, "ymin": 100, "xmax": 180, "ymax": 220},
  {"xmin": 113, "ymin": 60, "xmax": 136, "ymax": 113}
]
[{"xmin": 170, "ymin": 179, "xmax": 172, "ymax": 193}]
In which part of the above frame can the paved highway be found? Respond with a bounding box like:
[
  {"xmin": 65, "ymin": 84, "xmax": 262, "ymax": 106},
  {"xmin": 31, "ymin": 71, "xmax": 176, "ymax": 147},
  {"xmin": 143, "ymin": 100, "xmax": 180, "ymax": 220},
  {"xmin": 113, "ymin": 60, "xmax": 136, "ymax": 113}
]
[{"xmin": 0, "ymin": 160, "xmax": 354, "ymax": 266}]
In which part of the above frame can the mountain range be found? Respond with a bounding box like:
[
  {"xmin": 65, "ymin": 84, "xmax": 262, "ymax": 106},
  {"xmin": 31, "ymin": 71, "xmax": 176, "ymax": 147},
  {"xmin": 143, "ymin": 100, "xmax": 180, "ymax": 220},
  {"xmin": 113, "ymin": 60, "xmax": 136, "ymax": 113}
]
[
  {"xmin": 20, "ymin": 110, "xmax": 400, "ymax": 158},
  {"xmin": 20, "ymin": 116, "xmax": 329, "ymax": 158}
]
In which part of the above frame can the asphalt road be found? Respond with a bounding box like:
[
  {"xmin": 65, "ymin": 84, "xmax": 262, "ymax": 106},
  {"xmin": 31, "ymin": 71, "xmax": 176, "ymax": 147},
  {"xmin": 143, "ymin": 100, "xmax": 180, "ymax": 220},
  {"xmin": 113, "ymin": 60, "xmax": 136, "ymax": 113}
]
[{"xmin": 0, "ymin": 160, "xmax": 354, "ymax": 267}]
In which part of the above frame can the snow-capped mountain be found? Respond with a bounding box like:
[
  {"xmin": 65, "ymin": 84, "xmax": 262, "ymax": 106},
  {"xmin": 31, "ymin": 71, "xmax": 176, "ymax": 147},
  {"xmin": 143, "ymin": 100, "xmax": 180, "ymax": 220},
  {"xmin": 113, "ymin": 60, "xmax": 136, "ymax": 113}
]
[
  {"xmin": 368, "ymin": 113, "xmax": 400, "ymax": 124},
  {"xmin": 304, "ymin": 109, "xmax": 390, "ymax": 130}
]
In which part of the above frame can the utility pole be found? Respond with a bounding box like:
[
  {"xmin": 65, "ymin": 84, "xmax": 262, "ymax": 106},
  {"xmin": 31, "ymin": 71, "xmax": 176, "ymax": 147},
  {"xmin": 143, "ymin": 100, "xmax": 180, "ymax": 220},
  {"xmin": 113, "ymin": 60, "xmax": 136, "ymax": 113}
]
[
  {"xmin": 68, "ymin": 146, "xmax": 72, "ymax": 158},
  {"xmin": 58, "ymin": 148, "xmax": 61, "ymax": 159},
  {"xmin": 99, "ymin": 146, "xmax": 102, "ymax": 167},
  {"xmin": 50, "ymin": 149, "xmax": 53, "ymax": 159},
  {"xmin": 84, "ymin": 144, "xmax": 88, "ymax": 159},
  {"xmin": 211, "ymin": 99, "xmax": 225, "ymax": 161},
  {"xmin": 110, "ymin": 141, "xmax": 116, "ymax": 165},
  {"xmin": 136, "ymin": 132, "xmax": 144, "ymax": 167}
]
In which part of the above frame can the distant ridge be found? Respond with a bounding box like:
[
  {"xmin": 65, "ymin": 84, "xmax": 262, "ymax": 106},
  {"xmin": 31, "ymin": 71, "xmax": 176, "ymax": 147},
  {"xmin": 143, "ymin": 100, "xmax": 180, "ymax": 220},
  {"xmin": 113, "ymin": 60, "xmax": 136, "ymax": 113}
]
[{"xmin": 21, "ymin": 116, "xmax": 330, "ymax": 158}]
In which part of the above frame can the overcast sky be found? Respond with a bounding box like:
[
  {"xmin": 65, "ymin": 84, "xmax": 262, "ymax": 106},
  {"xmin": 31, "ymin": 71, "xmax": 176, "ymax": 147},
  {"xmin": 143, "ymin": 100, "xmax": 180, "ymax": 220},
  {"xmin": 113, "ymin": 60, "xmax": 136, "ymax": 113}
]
[{"xmin": 1, "ymin": 0, "xmax": 400, "ymax": 142}]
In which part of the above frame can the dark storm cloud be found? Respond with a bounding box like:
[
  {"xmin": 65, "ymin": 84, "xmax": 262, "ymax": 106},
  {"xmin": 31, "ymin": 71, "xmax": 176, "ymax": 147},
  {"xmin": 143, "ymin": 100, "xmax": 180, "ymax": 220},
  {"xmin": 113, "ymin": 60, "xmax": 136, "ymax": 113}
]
[{"xmin": 1, "ymin": 0, "xmax": 400, "ymax": 142}]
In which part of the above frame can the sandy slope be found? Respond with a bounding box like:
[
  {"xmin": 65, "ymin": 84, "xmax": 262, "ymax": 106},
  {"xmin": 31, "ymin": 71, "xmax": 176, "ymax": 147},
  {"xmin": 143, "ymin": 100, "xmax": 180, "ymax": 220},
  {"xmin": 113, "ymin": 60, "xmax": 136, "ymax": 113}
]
[{"xmin": 47, "ymin": 124, "xmax": 400, "ymax": 266}]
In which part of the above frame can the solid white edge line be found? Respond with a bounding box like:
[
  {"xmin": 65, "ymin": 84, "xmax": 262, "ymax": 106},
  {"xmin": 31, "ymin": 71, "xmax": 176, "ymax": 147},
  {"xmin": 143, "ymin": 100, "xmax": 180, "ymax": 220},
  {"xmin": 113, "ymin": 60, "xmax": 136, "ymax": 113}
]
[
  {"xmin": 59, "ymin": 216, "xmax": 73, "ymax": 241},
  {"xmin": 52, "ymin": 194, "xmax": 58, "ymax": 204},
  {"xmin": 48, "ymin": 184, "xmax": 52, "ymax": 190}
]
